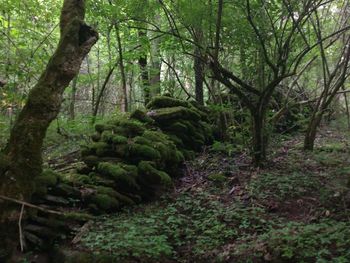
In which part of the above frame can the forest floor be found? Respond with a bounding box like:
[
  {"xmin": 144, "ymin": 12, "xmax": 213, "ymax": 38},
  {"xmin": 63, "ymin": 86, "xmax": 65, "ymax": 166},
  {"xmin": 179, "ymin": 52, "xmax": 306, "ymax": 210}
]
[
  {"xmin": 53, "ymin": 122, "xmax": 350, "ymax": 263},
  {"xmin": 9, "ymin": 118, "xmax": 350, "ymax": 263}
]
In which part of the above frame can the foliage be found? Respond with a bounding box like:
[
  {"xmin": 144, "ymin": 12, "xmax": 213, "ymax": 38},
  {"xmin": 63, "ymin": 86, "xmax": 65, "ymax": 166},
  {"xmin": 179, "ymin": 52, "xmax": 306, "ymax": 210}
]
[
  {"xmin": 80, "ymin": 191, "xmax": 271, "ymax": 261},
  {"xmin": 232, "ymin": 220, "xmax": 350, "ymax": 263}
]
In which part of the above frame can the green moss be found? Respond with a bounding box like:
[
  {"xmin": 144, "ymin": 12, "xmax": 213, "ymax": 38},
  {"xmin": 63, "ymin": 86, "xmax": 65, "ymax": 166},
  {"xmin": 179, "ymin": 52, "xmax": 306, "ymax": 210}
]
[
  {"xmin": 208, "ymin": 173, "xmax": 227, "ymax": 183},
  {"xmin": 142, "ymin": 130, "xmax": 168, "ymax": 142},
  {"xmin": 175, "ymin": 150, "xmax": 185, "ymax": 163},
  {"xmin": 98, "ymin": 162, "xmax": 127, "ymax": 178},
  {"xmin": 182, "ymin": 150, "xmax": 196, "ymax": 160},
  {"xmin": 96, "ymin": 186, "xmax": 135, "ymax": 206},
  {"xmin": 166, "ymin": 134, "xmax": 184, "ymax": 147},
  {"xmin": 120, "ymin": 164, "xmax": 138, "ymax": 178},
  {"xmin": 92, "ymin": 142, "xmax": 114, "ymax": 157},
  {"xmin": 97, "ymin": 162, "xmax": 139, "ymax": 190},
  {"xmin": 83, "ymin": 155, "xmax": 100, "ymax": 167},
  {"xmin": 35, "ymin": 170, "xmax": 59, "ymax": 187},
  {"xmin": 91, "ymin": 194, "xmax": 119, "ymax": 211},
  {"xmin": 158, "ymin": 170, "xmax": 172, "ymax": 187},
  {"xmin": 63, "ymin": 212, "xmax": 94, "ymax": 222},
  {"xmin": 137, "ymin": 161, "xmax": 172, "ymax": 187},
  {"xmin": 146, "ymin": 96, "xmax": 190, "ymax": 109},
  {"xmin": 95, "ymin": 123, "xmax": 115, "ymax": 133},
  {"xmin": 81, "ymin": 145, "xmax": 94, "ymax": 157},
  {"xmin": 128, "ymin": 143, "xmax": 161, "ymax": 160},
  {"xmin": 111, "ymin": 135, "xmax": 128, "ymax": 144},
  {"xmin": 91, "ymin": 133, "xmax": 101, "ymax": 142},
  {"xmin": 108, "ymin": 118, "xmax": 146, "ymax": 137},
  {"xmin": 133, "ymin": 136, "xmax": 153, "ymax": 146},
  {"xmin": 130, "ymin": 109, "xmax": 155, "ymax": 124},
  {"xmin": 65, "ymin": 173, "xmax": 95, "ymax": 186},
  {"xmin": 101, "ymin": 130, "xmax": 114, "ymax": 143},
  {"xmin": 166, "ymin": 121, "xmax": 189, "ymax": 133},
  {"xmin": 147, "ymin": 106, "xmax": 201, "ymax": 122}
]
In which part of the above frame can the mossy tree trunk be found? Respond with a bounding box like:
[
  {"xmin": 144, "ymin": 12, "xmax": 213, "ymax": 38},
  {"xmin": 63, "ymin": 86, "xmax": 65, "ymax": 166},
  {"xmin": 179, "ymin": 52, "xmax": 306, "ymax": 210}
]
[{"xmin": 0, "ymin": 0, "xmax": 98, "ymax": 256}]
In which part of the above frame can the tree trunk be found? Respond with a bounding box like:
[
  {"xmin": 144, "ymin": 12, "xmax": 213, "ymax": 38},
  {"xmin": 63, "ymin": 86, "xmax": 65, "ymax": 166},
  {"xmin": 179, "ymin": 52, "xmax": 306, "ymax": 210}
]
[
  {"xmin": 138, "ymin": 29, "xmax": 150, "ymax": 105},
  {"xmin": 0, "ymin": 0, "xmax": 97, "ymax": 257},
  {"xmin": 251, "ymin": 108, "xmax": 267, "ymax": 166},
  {"xmin": 194, "ymin": 45, "xmax": 204, "ymax": 105},
  {"xmin": 304, "ymin": 112, "xmax": 323, "ymax": 151},
  {"xmin": 114, "ymin": 23, "xmax": 128, "ymax": 112},
  {"xmin": 150, "ymin": 14, "xmax": 161, "ymax": 96}
]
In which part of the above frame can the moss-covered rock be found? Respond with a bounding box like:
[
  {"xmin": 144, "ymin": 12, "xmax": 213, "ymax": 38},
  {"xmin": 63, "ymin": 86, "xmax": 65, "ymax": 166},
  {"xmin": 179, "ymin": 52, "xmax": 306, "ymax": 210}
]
[
  {"xmin": 130, "ymin": 109, "xmax": 155, "ymax": 124},
  {"xmin": 107, "ymin": 118, "xmax": 146, "ymax": 137},
  {"xmin": 82, "ymin": 155, "xmax": 100, "ymax": 167},
  {"xmin": 111, "ymin": 135, "xmax": 128, "ymax": 144},
  {"xmin": 146, "ymin": 96, "xmax": 190, "ymax": 109},
  {"xmin": 137, "ymin": 161, "xmax": 172, "ymax": 187},
  {"xmin": 91, "ymin": 193, "xmax": 119, "ymax": 211},
  {"xmin": 96, "ymin": 186, "xmax": 135, "ymax": 206},
  {"xmin": 34, "ymin": 169, "xmax": 59, "ymax": 195},
  {"xmin": 128, "ymin": 143, "xmax": 161, "ymax": 161},
  {"xmin": 66, "ymin": 173, "xmax": 95, "ymax": 186},
  {"xmin": 147, "ymin": 106, "xmax": 201, "ymax": 123},
  {"xmin": 91, "ymin": 133, "xmax": 101, "ymax": 142},
  {"xmin": 97, "ymin": 162, "xmax": 140, "ymax": 190},
  {"xmin": 95, "ymin": 123, "xmax": 115, "ymax": 133}
]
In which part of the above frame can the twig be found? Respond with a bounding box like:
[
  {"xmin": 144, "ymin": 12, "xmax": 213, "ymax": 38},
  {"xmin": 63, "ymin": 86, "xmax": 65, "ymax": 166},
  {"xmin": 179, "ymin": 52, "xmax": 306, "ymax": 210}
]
[
  {"xmin": 18, "ymin": 204, "xmax": 25, "ymax": 252},
  {"xmin": 71, "ymin": 220, "xmax": 93, "ymax": 244},
  {"xmin": 0, "ymin": 195, "xmax": 64, "ymax": 216}
]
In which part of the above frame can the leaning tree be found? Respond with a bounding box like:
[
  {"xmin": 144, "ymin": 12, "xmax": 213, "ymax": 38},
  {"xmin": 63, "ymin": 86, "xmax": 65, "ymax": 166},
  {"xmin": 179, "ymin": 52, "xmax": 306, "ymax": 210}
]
[{"xmin": 0, "ymin": 0, "xmax": 98, "ymax": 257}]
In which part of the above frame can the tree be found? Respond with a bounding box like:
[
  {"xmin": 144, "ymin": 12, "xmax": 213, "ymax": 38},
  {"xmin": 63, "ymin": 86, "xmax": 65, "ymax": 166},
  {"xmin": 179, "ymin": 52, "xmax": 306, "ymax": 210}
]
[
  {"xmin": 209, "ymin": 0, "xmax": 348, "ymax": 166},
  {"xmin": 304, "ymin": 2, "xmax": 350, "ymax": 150},
  {"xmin": 0, "ymin": 0, "xmax": 97, "ymax": 255}
]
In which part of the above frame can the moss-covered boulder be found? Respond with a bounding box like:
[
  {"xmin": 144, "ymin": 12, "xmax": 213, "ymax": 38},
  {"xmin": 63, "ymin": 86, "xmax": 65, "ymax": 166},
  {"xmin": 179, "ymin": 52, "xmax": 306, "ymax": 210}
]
[
  {"xmin": 97, "ymin": 162, "xmax": 140, "ymax": 191},
  {"xmin": 33, "ymin": 169, "xmax": 60, "ymax": 196},
  {"xmin": 75, "ymin": 96, "xmax": 212, "ymax": 214}
]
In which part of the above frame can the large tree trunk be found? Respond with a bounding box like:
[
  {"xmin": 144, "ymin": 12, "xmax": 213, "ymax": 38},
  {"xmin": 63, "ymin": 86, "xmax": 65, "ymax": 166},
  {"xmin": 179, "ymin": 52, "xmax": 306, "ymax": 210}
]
[{"xmin": 0, "ymin": 0, "xmax": 98, "ymax": 258}]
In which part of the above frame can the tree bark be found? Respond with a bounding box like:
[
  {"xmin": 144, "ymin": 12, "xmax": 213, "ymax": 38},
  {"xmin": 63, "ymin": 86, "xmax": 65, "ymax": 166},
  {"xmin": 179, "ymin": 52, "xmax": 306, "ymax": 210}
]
[
  {"xmin": 251, "ymin": 108, "xmax": 267, "ymax": 166},
  {"xmin": 304, "ymin": 112, "xmax": 322, "ymax": 151},
  {"xmin": 0, "ymin": 0, "xmax": 98, "ymax": 257},
  {"xmin": 194, "ymin": 41, "xmax": 204, "ymax": 105},
  {"xmin": 114, "ymin": 23, "xmax": 128, "ymax": 112},
  {"xmin": 138, "ymin": 29, "xmax": 151, "ymax": 105}
]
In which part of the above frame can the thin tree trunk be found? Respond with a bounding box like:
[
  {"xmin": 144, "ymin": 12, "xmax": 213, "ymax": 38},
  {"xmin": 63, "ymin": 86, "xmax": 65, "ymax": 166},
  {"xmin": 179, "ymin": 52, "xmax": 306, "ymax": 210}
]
[
  {"xmin": 150, "ymin": 20, "xmax": 161, "ymax": 96},
  {"xmin": 194, "ymin": 30, "xmax": 204, "ymax": 105},
  {"xmin": 138, "ymin": 29, "xmax": 151, "ymax": 105},
  {"xmin": 0, "ymin": 0, "xmax": 97, "ymax": 256},
  {"xmin": 304, "ymin": 112, "xmax": 323, "ymax": 151},
  {"xmin": 114, "ymin": 23, "xmax": 128, "ymax": 112}
]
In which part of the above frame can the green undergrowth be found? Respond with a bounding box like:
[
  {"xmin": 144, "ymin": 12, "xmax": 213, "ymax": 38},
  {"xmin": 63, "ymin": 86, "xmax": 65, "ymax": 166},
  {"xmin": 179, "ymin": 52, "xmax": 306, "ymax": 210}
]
[
  {"xmin": 230, "ymin": 220, "xmax": 350, "ymax": 262},
  {"xmin": 79, "ymin": 189, "xmax": 276, "ymax": 262}
]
